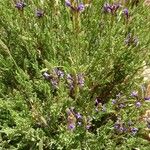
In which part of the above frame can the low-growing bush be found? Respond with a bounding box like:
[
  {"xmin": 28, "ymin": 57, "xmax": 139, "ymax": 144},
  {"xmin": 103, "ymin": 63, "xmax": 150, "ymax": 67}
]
[{"xmin": 0, "ymin": 0, "xmax": 150, "ymax": 149}]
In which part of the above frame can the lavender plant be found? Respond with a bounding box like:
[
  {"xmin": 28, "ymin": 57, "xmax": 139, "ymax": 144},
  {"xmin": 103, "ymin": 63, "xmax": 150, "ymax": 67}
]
[{"xmin": 0, "ymin": 0, "xmax": 150, "ymax": 149}]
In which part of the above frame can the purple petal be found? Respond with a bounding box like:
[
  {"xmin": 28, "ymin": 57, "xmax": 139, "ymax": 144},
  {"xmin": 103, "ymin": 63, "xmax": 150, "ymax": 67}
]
[
  {"xmin": 123, "ymin": 8, "xmax": 129, "ymax": 18},
  {"xmin": 131, "ymin": 91, "xmax": 138, "ymax": 97},
  {"xmin": 135, "ymin": 101, "xmax": 141, "ymax": 108},
  {"xmin": 144, "ymin": 97, "xmax": 150, "ymax": 100},
  {"xmin": 54, "ymin": 68, "xmax": 64, "ymax": 78},
  {"xmin": 76, "ymin": 112, "xmax": 82, "ymax": 119},
  {"xmin": 15, "ymin": 2, "xmax": 26, "ymax": 10},
  {"xmin": 77, "ymin": 3, "xmax": 85, "ymax": 12},
  {"xmin": 65, "ymin": 0, "xmax": 71, "ymax": 7},
  {"xmin": 68, "ymin": 124, "xmax": 75, "ymax": 130},
  {"xmin": 131, "ymin": 127, "xmax": 138, "ymax": 135}
]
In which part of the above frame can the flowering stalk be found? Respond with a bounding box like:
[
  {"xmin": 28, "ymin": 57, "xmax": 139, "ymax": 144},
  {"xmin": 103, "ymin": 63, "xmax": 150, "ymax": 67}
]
[
  {"xmin": 15, "ymin": 1, "xmax": 27, "ymax": 31},
  {"xmin": 65, "ymin": 0, "xmax": 85, "ymax": 33},
  {"xmin": 66, "ymin": 108, "xmax": 76, "ymax": 131},
  {"xmin": 103, "ymin": 3, "xmax": 120, "ymax": 15},
  {"xmin": 122, "ymin": 8, "xmax": 130, "ymax": 25}
]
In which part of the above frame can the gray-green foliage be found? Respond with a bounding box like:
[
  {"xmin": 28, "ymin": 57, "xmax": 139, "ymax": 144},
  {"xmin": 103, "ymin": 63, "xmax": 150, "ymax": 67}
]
[{"xmin": 0, "ymin": 0, "xmax": 150, "ymax": 149}]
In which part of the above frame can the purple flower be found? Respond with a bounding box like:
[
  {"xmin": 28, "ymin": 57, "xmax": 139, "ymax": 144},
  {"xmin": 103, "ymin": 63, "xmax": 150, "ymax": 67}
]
[
  {"xmin": 76, "ymin": 112, "xmax": 82, "ymax": 119},
  {"xmin": 144, "ymin": 97, "xmax": 150, "ymax": 101},
  {"xmin": 131, "ymin": 91, "xmax": 138, "ymax": 97},
  {"xmin": 15, "ymin": 1, "xmax": 26, "ymax": 10},
  {"xmin": 103, "ymin": 3, "xmax": 111, "ymax": 13},
  {"xmin": 68, "ymin": 124, "xmax": 75, "ymax": 130},
  {"xmin": 131, "ymin": 127, "xmax": 138, "ymax": 135},
  {"xmin": 65, "ymin": 0, "xmax": 71, "ymax": 7},
  {"xmin": 123, "ymin": 8, "xmax": 129, "ymax": 18},
  {"xmin": 119, "ymin": 126, "xmax": 125, "ymax": 132},
  {"xmin": 54, "ymin": 68, "xmax": 64, "ymax": 78},
  {"xmin": 77, "ymin": 3, "xmax": 85, "ymax": 12},
  {"xmin": 103, "ymin": 3, "xmax": 121, "ymax": 14},
  {"xmin": 135, "ymin": 101, "xmax": 141, "ymax": 108},
  {"xmin": 65, "ymin": 0, "xmax": 85, "ymax": 12},
  {"xmin": 36, "ymin": 10, "xmax": 44, "ymax": 18},
  {"xmin": 112, "ymin": 99, "xmax": 117, "ymax": 104},
  {"xmin": 66, "ymin": 108, "xmax": 76, "ymax": 131},
  {"xmin": 114, "ymin": 122, "xmax": 127, "ymax": 133}
]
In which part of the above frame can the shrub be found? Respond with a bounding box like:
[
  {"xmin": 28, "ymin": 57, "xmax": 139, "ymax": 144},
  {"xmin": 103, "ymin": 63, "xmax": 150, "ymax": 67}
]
[{"xmin": 0, "ymin": 0, "xmax": 150, "ymax": 149}]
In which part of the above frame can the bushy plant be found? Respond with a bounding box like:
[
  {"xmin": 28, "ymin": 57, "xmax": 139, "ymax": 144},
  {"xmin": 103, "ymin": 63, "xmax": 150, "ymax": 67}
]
[{"xmin": 0, "ymin": 0, "xmax": 150, "ymax": 149}]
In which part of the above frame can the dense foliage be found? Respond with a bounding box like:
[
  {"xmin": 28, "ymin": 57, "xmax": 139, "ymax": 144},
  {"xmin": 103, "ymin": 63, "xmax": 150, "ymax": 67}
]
[{"xmin": 0, "ymin": 0, "xmax": 150, "ymax": 149}]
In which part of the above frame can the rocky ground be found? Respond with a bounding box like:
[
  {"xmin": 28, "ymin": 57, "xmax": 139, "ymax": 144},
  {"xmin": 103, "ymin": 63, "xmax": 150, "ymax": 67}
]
[{"xmin": 145, "ymin": 0, "xmax": 150, "ymax": 6}]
